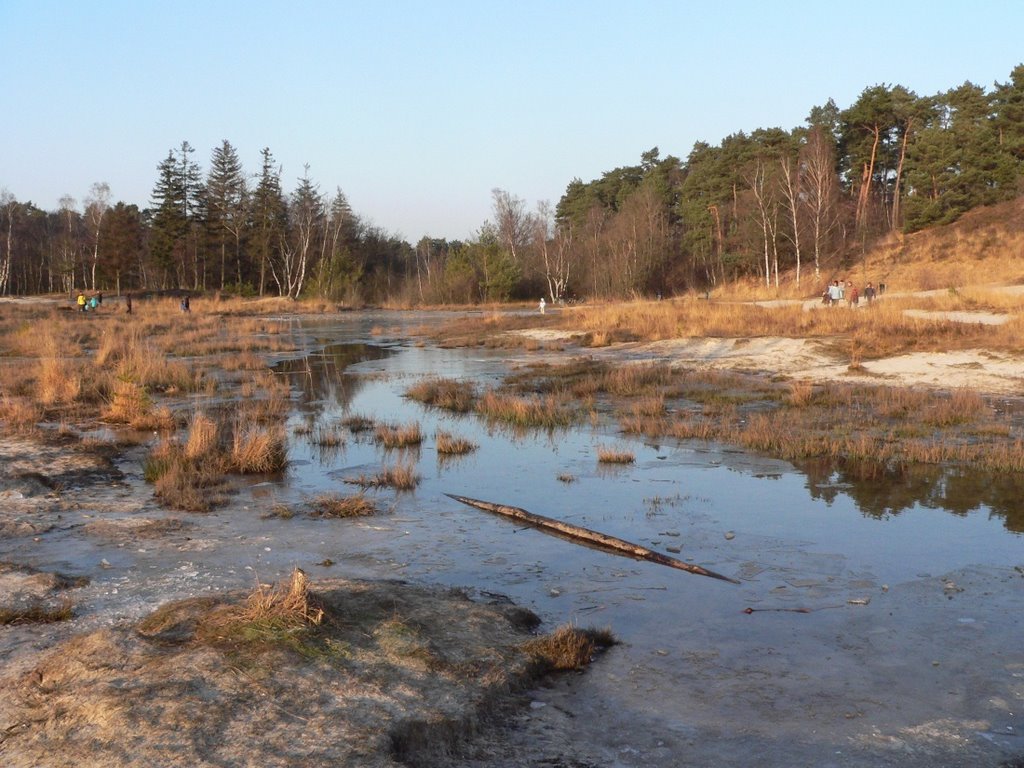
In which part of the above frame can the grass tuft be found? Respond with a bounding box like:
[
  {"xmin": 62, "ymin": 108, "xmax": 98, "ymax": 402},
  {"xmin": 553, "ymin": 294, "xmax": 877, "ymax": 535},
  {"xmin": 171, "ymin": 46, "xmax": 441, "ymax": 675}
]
[
  {"xmin": 374, "ymin": 421, "xmax": 423, "ymax": 450},
  {"xmin": 522, "ymin": 624, "xmax": 617, "ymax": 672},
  {"xmin": 597, "ymin": 445, "xmax": 635, "ymax": 464},
  {"xmin": 344, "ymin": 462, "xmax": 420, "ymax": 491},
  {"xmin": 308, "ymin": 493, "xmax": 378, "ymax": 518},
  {"xmin": 435, "ymin": 430, "xmax": 477, "ymax": 456},
  {"xmin": 0, "ymin": 601, "xmax": 74, "ymax": 626},
  {"xmin": 475, "ymin": 390, "xmax": 577, "ymax": 429},
  {"xmin": 405, "ymin": 377, "xmax": 477, "ymax": 412},
  {"xmin": 231, "ymin": 423, "xmax": 287, "ymax": 474}
]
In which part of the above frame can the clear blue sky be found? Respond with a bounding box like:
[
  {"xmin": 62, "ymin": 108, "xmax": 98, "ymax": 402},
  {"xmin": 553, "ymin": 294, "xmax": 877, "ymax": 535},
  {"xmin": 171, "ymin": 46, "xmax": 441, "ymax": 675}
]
[{"xmin": 2, "ymin": 0, "xmax": 1022, "ymax": 242}]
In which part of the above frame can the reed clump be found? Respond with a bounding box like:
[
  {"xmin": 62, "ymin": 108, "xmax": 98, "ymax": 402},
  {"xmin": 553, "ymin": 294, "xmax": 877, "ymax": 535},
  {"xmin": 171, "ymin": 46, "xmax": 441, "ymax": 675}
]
[
  {"xmin": 311, "ymin": 426, "xmax": 346, "ymax": 447},
  {"xmin": 184, "ymin": 412, "xmax": 219, "ymax": 459},
  {"xmin": 308, "ymin": 493, "xmax": 377, "ymax": 518},
  {"xmin": 435, "ymin": 430, "xmax": 477, "ymax": 456},
  {"xmin": 374, "ymin": 421, "xmax": 423, "ymax": 450},
  {"xmin": 0, "ymin": 396, "xmax": 42, "ymax": 433},
  {"xmin": 405, "ymin": 377, "xmax": 477, "ymax": 412},
  {"xmin": 597, "ymin": 446, "xmax": 635, "ymax": 464},
  {"xmin": 344, "ymin": 462, "xmax": 420, "ymax": 491},
  {"xmin": 230, "ymin": 423, "xmax": 288, "ymax": 474},
  {"xmin": 342, "ymin": 413, "xmax": 377, "ymax": 433},
  {"xmin": 196, "ymin": 569, "xmax": 326, "ymax": 650},
  {"xmin": 102, "ymin": 379, "xmax": 175, "ymax": 431},
  {"xmin": 522, "ymin": 624, "xmax": 617, "ymax": 672},
  {"xmin": 144, "ymin": 440, "xmax": 227, "ymax": 512},
  {"xmin": 475, "ymin": 390, "xmax": 577, "ymax": 429},
  {"xmin": 621, "ymin": 373, "xmax": 1024, "ymax": 474}
]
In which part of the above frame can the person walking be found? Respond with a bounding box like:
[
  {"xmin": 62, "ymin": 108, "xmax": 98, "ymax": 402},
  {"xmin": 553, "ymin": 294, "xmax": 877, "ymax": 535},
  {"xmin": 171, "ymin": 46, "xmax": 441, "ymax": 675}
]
[
  {"xmin": 539, "ymin": 297, "xmax": 546, "ymax": 314},
  {"xmin": 76, "ymin": 292, "xmax": 86, "ymax": 312},
  {"xmin": 827, "ymin": 280, "xmax": 843, "ymax": 305},
  {"xmin": 863, "ymin": 282, "xmax": 877, "ymax": 305},
  {"xmin": 125, "ymin": 293, "xmax": 133, "ymax": 314}
]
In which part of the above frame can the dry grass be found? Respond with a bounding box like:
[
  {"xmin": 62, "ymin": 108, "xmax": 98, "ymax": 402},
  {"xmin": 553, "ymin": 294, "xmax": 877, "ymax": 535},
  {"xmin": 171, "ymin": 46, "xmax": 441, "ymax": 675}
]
[
  {"xmin": 0, "ymin": 601, "xmax": 74, "ymax": 626},
  {"xmin": 238, "ymin": 373, "xmax": 291, "ymax": 423},
  {"xmin": 243, "ymin": 570, "xmax": 325, "ymax": 626},
  {"xmin": 597, "ymin": 445, "xmax": 635, "ymax": 464},
  {"xmin": 145, "ymin": 440, "xmax": 227, "ymax": 512},
  {"xmin": 558, "ymin": 293, "xmax": 1024, "ymax": 361},
  {"xmin": 405, "ymin": 377, "xmax": 477, "ymax": 412},
  {"xmin": 609, "ymin": 365, "xmax": 1024, "ymax": 473},
  {"xmin": 218, "ymin": 351, "xmax": 268, "ymax": 372},
  {"xmin": 184, "ymin": 411, "xmax": 219, "ymax": 459},
  {"xmin": 342, "ymin": 413, "xmax": 377, "ymax": 433},
  {"xmin": 0, "ymin": 396, "xmax": 42, "ymax": 433},
  {"xmin": 522, "ymin": 624, "xmax": 616, "ymax": 672},
  {"xmin": 475, "ymin": 390, "xmax": 577, "ymax": 429},
  {"xmin": 308, "ymin": 493, "xmax": 378, "ymax": 518},
  {"xmin": 311, "ymin": 425, "xmax": 346, "ymax": 447},
  {"xmin": 374, "ymin": 421, "xmax": 423, "ymax": 450},
  {"xmin": 787, "ymin": 380, "xmax": 816, "ymax": 407},
  {"xmin": 102, "ymin": 380, "xmax": 176, "ymax": 431},
  {"xmin": 195, "ymin": 569, "xmax": 326, "ymax": 649},
  {"xmin": 344, "ymin": 461, "xmax": 420, "ymax": 491},
  {"xmin": 602, "ymin": 363, "xmax": 673, "ymax": 396},
  {"xmin": 435, "ymin": 430, "xmax": 477, "ymax": 456},
  {"xmin": 36, "ymin": 354, "xmax": 82, "ymax": 406},
  {"xmin": 230, "ymin": 423, "xmax": 287, "ymax": 474},
  {"xmin": 621, "ymin": 395, "xmax": 666, "ymax": 419}
]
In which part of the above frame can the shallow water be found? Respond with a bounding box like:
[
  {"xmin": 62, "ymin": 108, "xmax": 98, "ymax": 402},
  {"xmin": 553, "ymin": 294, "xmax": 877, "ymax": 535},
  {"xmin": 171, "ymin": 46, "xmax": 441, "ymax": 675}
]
[
  {"xmin": 8, "ymin": 310, "xmax": 1024, "ymax": 766},
  {"xmin": 258, "ymin": 313, "xmax": 1024, "ymax": 766}
]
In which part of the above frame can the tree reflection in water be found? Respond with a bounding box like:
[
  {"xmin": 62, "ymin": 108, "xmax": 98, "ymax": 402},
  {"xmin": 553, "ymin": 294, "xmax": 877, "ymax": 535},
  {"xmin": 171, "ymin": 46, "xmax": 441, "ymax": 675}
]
[
  {"xmin": 274, "ymin": 343, "xmax": 392, "ymax": 416},
  {"xmin": 798, "ymin": 456, "xmax": 1024, "ymax": 533}
]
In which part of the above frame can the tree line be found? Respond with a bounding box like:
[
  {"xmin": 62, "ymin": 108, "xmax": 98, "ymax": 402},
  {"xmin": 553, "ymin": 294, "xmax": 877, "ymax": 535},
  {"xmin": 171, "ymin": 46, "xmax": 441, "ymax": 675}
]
[{"xmin": 1, "ymin": 64, "xmax": 1022, "ymax": 301}]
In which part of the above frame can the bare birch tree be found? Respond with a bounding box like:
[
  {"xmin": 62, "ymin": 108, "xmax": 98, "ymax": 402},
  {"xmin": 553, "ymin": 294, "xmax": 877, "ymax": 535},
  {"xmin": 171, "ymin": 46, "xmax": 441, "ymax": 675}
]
[
  {"xmin": 778, "ymin": 157, "xmax": 803, "ymax": 286},
  {"xmin": 747, "ymin": 161, "xmax": 779, "ymax": 287},
  {"xmin": 83, "ymin": 182, "xmax": 111, "ymax": 290},
  {"xmin": 801, "ymin": 127, "xmax": 840, "ymax": 279},
  {"xmin": 278, "ymin": 166, "xmax": 323, "ymax": 299},
  {"xmin": 532, "ymin": 200, "xmax": 572, "ymax": 302},
  {"xmin": 0, "ymin": 190, "xmax": 15, "ymax": 295},
  {"xmin": 491, "ymin": 188, "xmax": 532, "ymax": 265}
]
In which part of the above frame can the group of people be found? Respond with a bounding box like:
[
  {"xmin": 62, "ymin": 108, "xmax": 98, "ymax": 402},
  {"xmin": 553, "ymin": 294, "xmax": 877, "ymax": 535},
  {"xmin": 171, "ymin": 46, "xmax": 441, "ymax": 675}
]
[
  {"xmin": 75, "ymin": 291, "xmax": 103, "ymax": 312},
  {"xmin": 73, "ymin": 292, "xmax": 193, "ymax": 314},
  {"xmin": 822, "ymin": 280, "xmax": 881, "ymax": 307}
]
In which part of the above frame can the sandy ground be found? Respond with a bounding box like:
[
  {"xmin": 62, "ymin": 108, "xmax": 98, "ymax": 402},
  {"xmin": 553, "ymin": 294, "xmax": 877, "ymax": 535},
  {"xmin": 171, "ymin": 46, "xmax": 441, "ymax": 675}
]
[{"xmin": 516, "ymin": 327, "xmax": 1024, "ymax": 395}]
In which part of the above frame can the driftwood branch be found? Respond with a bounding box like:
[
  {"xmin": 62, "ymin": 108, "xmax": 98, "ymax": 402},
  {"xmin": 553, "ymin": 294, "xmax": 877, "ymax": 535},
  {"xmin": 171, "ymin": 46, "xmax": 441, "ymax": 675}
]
[{"xmin": 445, "ymin": 493, "xmax": 739, "ymax": 585}]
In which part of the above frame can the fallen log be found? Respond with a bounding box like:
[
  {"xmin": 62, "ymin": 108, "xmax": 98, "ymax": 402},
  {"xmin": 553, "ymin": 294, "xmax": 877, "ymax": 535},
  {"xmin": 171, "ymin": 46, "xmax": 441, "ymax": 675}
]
[{"xmin": 445, "ymin": 493, "xmax": 739, "ymax": 585}]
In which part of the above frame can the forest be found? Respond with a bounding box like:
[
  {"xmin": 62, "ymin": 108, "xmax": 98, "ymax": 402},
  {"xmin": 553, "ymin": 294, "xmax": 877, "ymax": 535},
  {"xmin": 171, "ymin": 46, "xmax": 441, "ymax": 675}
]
[{"xmin": 1, "ymin": 65, "xmax": 1022, "ymax": 303}]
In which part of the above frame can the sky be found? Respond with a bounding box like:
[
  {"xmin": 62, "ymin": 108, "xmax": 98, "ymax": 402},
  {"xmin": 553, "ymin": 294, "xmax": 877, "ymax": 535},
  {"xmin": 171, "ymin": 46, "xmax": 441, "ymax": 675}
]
[{"xmin": 2, "ymin": 0, "xmax": 1023, "ymax": 242}]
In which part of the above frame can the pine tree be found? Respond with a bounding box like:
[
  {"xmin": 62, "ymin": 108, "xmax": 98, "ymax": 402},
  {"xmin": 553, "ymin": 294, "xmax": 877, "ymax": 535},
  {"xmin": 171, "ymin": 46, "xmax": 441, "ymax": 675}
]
[
  {"xmin": 250, "ymin": 148, "xmax": 288, "ymax": 296},
  {"xmin": 149, "ymin": 143, "xmax": 203, "ymax": 288},
  {"xmin": 206, "ymin": 140, "xmax": 247, "ymax": 291}
]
